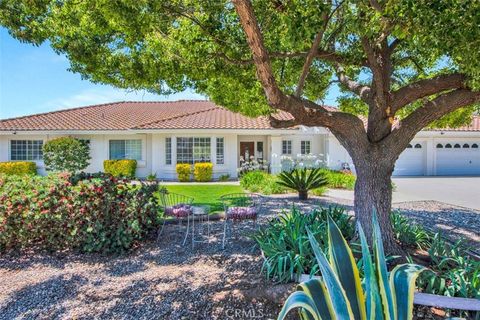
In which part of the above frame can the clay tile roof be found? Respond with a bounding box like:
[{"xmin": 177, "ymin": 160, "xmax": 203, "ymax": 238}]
[
  {"xmin": 2, "ymin": 100, "xmax": 476, "ymax": 132},
  {"xmin": 0, "ymin": 100, "xmax": 306, "ymax": 131},
  {"xmin": 423, "ymin": 115, "xmax": 480, "ymax": 132}
]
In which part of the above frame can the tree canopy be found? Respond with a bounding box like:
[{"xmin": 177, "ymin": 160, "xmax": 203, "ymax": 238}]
[{"xmin": 1, "ymin": 0, "xmax": 479, "ymax": 120}]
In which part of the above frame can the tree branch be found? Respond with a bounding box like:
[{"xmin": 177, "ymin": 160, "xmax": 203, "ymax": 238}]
[
  {"xmin": 391, "ymin": 73, "xmax": 467, "ymax": 113},
  {"xmin": 386, "ymin": 88, "xmax": 480, "ymax": 156},
  {"xmin": 295, "ymin": 30, "xmax": 326, "ymax": 97},
  {"xmin": 334, "ymin": 63, "xmax": 371, "ymax": 102},
  {"xmin": 233, "ymin": 0, "xmax": 369, "ymax": 150}
]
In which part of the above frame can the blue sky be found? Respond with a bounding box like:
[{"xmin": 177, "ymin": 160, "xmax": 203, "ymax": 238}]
[{"xmin": 0, "ymin": 27, "xmax": 340, "ymax": 120}]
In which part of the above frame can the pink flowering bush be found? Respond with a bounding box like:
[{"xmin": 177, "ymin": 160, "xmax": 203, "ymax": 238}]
[{"xmin": 0, "ymin": 173, "xmax": 160, "ymax": 253}]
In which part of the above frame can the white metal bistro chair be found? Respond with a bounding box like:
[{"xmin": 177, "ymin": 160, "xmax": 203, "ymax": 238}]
[
  {"xmin": 220, "ymin": 193, "xmax": 263, "ymax": 249},
  {"xmin": 158, "ymin": 189, "xmax": 194, "ymax": 246}
]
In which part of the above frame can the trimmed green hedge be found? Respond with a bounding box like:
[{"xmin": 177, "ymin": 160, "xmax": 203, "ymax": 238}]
[
  {"xmin": 176, "ymin": 163, "xmax": 191, "ymax": 182},
  {"xmin": 0, "ymin": 161, "xmax": 37, "ymax": 175},
  {"xmin": 103, "ymin": 159, "xmax": 137, "ymax": 177},
  {"xmin": 193, "ymin": 162, "xmax": 213, "ymax": 182}
]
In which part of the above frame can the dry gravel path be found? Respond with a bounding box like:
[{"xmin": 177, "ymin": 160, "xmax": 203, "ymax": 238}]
[{"xmin": 0, "ymin": 195, "xmax": 477, "ymax": 319}]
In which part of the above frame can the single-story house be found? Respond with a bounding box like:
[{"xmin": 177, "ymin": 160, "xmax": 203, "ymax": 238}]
[{"xmin": 0, "ymin": 100, "xmax": 479, "ymax": 178}]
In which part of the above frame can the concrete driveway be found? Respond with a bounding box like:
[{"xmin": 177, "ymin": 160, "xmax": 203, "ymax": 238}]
[{"xmin": 327, "ymin": 177, "xmax": 480, "ymax": 210}]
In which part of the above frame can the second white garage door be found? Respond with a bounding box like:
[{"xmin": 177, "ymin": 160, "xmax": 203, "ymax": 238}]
[
  {"xmin": 435, "ymin": 142, "xmax": 480, "ymax": 175},
  {"xmin": 394, "ymin": 143, "xmax": 425, "ymax": 176}
]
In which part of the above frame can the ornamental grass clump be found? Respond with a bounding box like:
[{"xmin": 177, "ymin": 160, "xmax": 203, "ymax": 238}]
[
  {"xmin": 0, "ymin": 173, "xmax": 159, "ymax": 253},
  {"xmin": 252, "ymin": 206, "xmax": 354, "ymax": 283},
  {"xmin": 278, "ymin": 214, "xmax": 426, "ymax": 320}
]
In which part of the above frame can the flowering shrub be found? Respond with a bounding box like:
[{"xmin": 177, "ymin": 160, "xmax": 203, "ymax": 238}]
[
  {"xmin": 104, "ymin": 159, "xmax": 137, "ymax": 177},
  {"xmin": 0, "ymin": 173, "xmax": 159, "ymax": 253},
  {"xmin": 238, "ymin": 159, "xmax": 269, "ymax": 176},
  {"xmin": 280, "ymin": 154, "xmax": 324, "ymax": 171},
  {"xmin": 193, "ymin": 162, "xmax": 213, "ymax": 182},
  {"xmin": 43, "ymin": 137, "xmax": 90, "ymax": 173},
  {"xmin": 176, "ymin": 163, "xmax": 191, "ymax": 182},
  {"xmin": 0, "ymin": 161, "xmax": 37, "ymax": 175}
]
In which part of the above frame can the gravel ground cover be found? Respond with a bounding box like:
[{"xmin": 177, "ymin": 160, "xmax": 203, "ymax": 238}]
[
  {"xmin": 393, "ymin": 200, "xmax": 480, "ymax": 252},
  {"xmin": 0, "ymin": 195, "xmax": 474, "ymax": 320}
]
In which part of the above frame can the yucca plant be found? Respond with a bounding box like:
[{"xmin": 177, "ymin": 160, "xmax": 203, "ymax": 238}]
[
  {"xmin": 278, "ymin": 214, "xmax": 426, "ymax": 320},
  {"xmin": 277, "ymin": 168, "xmax": 328, "ymax": 200}
]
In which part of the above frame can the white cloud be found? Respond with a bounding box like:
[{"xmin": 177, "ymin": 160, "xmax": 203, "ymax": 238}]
[{"xmin": 42, "ymin": 87, "xmax": 205, "ymax": 111}]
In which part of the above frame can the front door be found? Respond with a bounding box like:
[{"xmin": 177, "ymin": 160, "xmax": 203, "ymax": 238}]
[{"xmin": 240, "ymin": 142, "xmax": 255, "ymax": 162}]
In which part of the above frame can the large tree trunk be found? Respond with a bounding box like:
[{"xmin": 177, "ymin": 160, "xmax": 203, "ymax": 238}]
[{"xmin": 352, "ymin": 150, "xmax": 401, "ymax": 254}]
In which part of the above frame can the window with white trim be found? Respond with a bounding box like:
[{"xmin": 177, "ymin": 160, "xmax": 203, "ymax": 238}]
[
  {"xmin": 282, "ymin": 140, "xmax": 292, "ymax": 155},
  {"xmin": 176, "ymin": 137, "xmax": 211, "ymax": 164},
  {"xmin": 109, "ymin": 139, "xmax": 142, "ymax": 160},
  {"xmin": 165, "ymin": 137, "xmax": 172, "ymax": 165},
  {"xmin": 216, "ymin": 137, "xmax": 224, "ymax": 165},
  {"xmin": 10, "ymin": 140, "xmax": 43, "ymax": 160},
  {"xmin": 300, "ymin": 140, "xmax": 311, "ymax": 155}
]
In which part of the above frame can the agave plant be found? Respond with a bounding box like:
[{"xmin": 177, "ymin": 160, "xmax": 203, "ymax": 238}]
[
  {"xmin": 277, "ymin": 168, "xmax": 328, "ymax": 200},
  {"xmin": 278, "ymin": 214, "xmax": 426, "ymax": 320}
]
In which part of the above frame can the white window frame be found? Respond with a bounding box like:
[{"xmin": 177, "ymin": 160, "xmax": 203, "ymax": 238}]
[
  {"xmin": 165, "ymin": 137, "xmax": 172, "ymax": 165},
  {"xmin": 216, "ymin": 137, "xmax": 225, "ymax": 165},
  {"xmin": 10, "ymin": 139, "xmax": 44, "ymax": 161},
  {"xmin": 109, "ymin": 139, "xmax": 143, "ymax": 161},
  {"xmin": 300, "ymin": 140, "xmax": 311, "ymax": 155},
  {"xmin": 282, "ymin": 140, "xmax": 292, "ymax": 155},
  {"xmin": 176, "ymin": 137, "xmax": 212, "ymax": 164}
]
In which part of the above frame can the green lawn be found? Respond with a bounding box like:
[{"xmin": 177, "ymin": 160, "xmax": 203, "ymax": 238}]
[{"xmin": 164, "ymin": 184, "xmax": 244, "ymax": 212}]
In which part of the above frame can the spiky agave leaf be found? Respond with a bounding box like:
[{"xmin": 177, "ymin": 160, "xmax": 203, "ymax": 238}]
[
  {"xmin": 372, "ymin": 212, "xmax": 397, "ymax": 320},
  {"xmin": 277, "ymin": 291, "xmax": 322, "ymax": 320},
  {"xmin": 327, "ymin": 216, "xmax": 367, "ymax": 320},
  {"xmin": 358, "ymin": 222, "xmax": 384, "ymax": 320},
  {"xmin": 390, "ymin": 264, "xmax": 426, "ymax": 320},
  {"xmin": 307, "ymin": 228, "xmax": 355, "ymax": 319},
  {"xmin": 297, "ymin": 278, "xmax": 335, "ymax": 320}
]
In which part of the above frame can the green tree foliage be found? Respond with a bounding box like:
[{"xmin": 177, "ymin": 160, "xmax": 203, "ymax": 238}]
[
  {"xmin": 1, "ymin": 0, "xmax": 478, "ymax": 117},
  {"xmin": 43, "ymin": 137, "xmax": 90, "ymax": 174}
]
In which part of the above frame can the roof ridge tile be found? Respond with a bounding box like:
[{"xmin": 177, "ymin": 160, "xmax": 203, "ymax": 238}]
[{"xmin": 133, "ymin": 106, "xmax": 219, "ymax": 129}]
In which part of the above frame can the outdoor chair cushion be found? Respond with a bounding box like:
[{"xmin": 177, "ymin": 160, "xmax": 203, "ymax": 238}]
[
  {"xmin": 227, "ymin": 206, "xmax": 257, "ymax": 220},
  {"xmin": 165, "ymin": 204, "xmax": 193, "ymax": 218}
]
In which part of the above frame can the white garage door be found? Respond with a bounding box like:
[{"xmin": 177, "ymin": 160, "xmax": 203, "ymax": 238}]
[
  {"xmin": 394, "ymin": 142, "xmax": 425, "ymax": 176},
  {"xmin": 435, "ymin": 142, "xmax": 480, "ymax": 175}
]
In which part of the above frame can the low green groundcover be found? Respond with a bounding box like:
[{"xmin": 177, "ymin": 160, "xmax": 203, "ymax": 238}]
[{"xmin": 162, "ymin": 184, "xmax": 244, "ymax": 212}]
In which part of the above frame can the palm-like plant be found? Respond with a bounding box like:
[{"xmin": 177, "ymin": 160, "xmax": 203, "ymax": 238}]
[
  {"xmin": 277, "ymin": 168, "xmax": 328, "ymax": 200},
  {"xmin": 278, "ymin": 214, "xmax": 426, "ymax": 320}
]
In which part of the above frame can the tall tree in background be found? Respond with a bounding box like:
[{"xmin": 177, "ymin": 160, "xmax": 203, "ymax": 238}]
[{"xmin": 1, "ymin": 0, "xmax": 479, "ymax": 252}]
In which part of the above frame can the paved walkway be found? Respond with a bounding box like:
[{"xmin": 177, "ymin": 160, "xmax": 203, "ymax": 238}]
[{"xmin": 327, "ymin": 177, "xmax": 480, "ymax": 210}]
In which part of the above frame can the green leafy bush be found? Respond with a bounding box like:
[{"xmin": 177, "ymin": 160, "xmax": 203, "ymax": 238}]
[
  {"xmin": 104, "ymin": 159, "xmax": 137, "ymax": 177},
  {"xmin": 146, "ymin": 172, "xmax": 157, "ymax": 181},
  {"xmin": 43, "ymin": 137, "xmax": 90, "ymax": 173},
  {"xmin": 278, "ymin": 215, "xmax": 426, "ymax": 320},
  {"xmin": 0, "ymin": 161, "xmax": 37, "ymax": 175},
  {"xmin": 193, "ymin": 162, "xmax": 213, "ymax": 182},
  {"xmin": 319, "ymin": 168, "xmax": 356, "ymax": 190},
  {"xmin": 176, "ymin": 163, "xmax": 191, "ymax": 182},
  {"xmin": 0, "ymin": 173, "xmax": 159, "ymax": 253},
  {"xmin": 252, "ymin": 206, "xmax": 354, "ymax": 283},
  {"xmin": 277, "ymin": 168, "xmax": 328, "ymax": 200},
  {"xmin": 390, "ymin": 211, "xmax": 431, "ymax": 249},
  {"xmin": 218, "ymin": 174, "xmax": 230, "ymax": 181},
  {"xmin": 414, "ymin": 234, "xmax": 480, "ymax": 300},
  {"xmin": 240, "ymin": 170, "xmax": 286, "ymax": 195}
]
